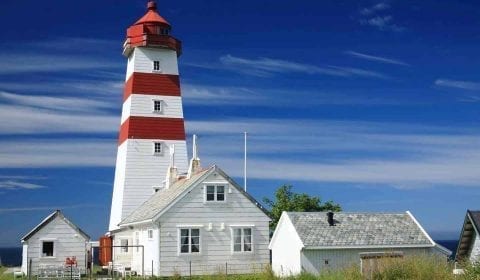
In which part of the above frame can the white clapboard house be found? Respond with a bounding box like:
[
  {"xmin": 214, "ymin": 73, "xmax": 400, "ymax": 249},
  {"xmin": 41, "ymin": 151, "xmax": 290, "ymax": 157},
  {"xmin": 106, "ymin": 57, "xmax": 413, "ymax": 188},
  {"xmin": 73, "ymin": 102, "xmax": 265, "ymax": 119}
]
[
  {"xmin": 269, "ymin": 211, "xmax": 451, "ymax": 276},
  {"xmin": 108, "ymin": 145, "xmax": 271, "ymax": 277},
  {"xmin": 21, "ymin": 210, "xmax": 90, "ymax": 276},
  {"xmin": 456, "ymin": 210, "xmax": 480, "ymax": 263}
]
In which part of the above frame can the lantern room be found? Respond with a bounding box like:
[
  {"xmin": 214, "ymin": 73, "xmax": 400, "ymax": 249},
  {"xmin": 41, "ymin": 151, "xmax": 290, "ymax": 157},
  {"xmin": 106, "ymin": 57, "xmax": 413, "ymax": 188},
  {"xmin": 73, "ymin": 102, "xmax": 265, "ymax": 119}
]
[{"xmin": 123, "ymin": 1, "xmax": 182, "ymax": 57}]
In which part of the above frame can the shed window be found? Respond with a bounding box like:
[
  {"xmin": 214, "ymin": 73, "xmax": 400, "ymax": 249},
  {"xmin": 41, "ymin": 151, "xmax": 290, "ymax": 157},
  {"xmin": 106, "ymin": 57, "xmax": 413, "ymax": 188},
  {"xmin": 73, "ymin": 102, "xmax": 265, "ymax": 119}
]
[
  {"xmin": 232, "ymin": 228, "xmax": 252, "ymax": 252},
  {"xmin": 179, "ymin": 228, "xmax": 200, "ymax": 254},
  {"xmin": 206, "ymin": 185, "xmax": 225, "ymax": 202},
  {"xmin": 148, "ymin": 229, "xmax": 154, "ymax": 239},
  {"xmin": 42, "ymin": 241, "xmax": 54, "ymax": 257},
  {"xmin": 153, "ymin": 61, "xmax": 160, "ymax": 71}
]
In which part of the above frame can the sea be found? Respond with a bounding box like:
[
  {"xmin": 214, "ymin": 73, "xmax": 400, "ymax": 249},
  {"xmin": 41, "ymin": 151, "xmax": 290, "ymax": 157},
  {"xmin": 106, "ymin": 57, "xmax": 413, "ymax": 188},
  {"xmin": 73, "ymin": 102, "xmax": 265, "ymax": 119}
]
[{"xmin": 0, "ymin": 240, "xmax": 459, "ymax": 267}]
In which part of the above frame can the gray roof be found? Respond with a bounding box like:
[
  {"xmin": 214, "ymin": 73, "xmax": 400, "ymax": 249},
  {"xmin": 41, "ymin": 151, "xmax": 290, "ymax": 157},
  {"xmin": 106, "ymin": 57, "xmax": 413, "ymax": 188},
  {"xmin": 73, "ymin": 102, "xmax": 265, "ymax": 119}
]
[
  {"xmin": 456, "ymin": 210, "xmax": 480, "ymax": 260},
  {"xmin": 286, "ymin": 211, "xmax": 434, "ymax": 248},
  {"xmin": 22, "ymin": 210, "xmax": 90, "ymax": 242},
  {"xmin": 120, "ymin": 167, "xmax": 212, "ymax": 226},
  {"xmin": 119, "ymin": 165, "xmax": 270, "ymax": 226}
]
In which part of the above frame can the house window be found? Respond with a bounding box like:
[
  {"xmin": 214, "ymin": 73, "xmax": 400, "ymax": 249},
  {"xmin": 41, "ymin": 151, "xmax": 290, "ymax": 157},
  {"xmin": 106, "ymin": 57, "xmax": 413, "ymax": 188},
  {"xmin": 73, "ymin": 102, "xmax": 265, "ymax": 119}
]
[
  {"xmin": 120, "ymin": 239, "xmax": 129, "ymax": 253},
  {"xmin": 324, "ymin": 259, "xmax": 329, "ymax": 265},
  {"xmin": 232, "ymin": 228, "xmax": 252, "ymax": 253},
  {"xmin": 153, "ymin": 60, "xmax": 160, "ymax": 71},
  {"xmin": 206, "ymin": 185, "xmax": 225, "ymax": 202},
  {"xmin": 153, "ymin": 100, "xmax": 162, "ymax": 113},
  {"xmin": 153, "ymin": 142, "xmax": 162, "ymax": 155},
  {"xmin": 42, "ymin": 241, "xmax": 54, "ymax": 257},
  {"xmin": 148, "ymin": 229, "xmax": 154, "ymax": 240},
  {"xmin": 179, "ymin": 228, "xmax": 200, "ymax": 254}
]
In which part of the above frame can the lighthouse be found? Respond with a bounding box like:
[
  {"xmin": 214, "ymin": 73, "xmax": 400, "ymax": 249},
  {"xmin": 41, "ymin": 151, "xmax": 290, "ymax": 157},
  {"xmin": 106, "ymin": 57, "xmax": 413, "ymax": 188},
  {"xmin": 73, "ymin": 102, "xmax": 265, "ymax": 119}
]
[{"xmin": 109, "ymin": 1, "xmax": 188, "ymax": 231}]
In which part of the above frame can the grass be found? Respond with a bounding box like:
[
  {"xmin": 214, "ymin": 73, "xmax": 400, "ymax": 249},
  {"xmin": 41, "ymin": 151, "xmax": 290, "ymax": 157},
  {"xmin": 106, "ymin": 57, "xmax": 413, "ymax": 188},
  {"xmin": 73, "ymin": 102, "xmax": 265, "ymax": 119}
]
[{"xmin": 3, "ymin": 256, "xmax": 480, "ymax": 280}]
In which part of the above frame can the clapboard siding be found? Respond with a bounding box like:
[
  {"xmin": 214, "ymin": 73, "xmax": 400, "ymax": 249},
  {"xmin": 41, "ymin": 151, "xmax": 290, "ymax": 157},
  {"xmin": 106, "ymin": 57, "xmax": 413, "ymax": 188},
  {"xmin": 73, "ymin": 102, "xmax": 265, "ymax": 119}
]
[
  {"xmin": 126, "ymin": 47, "xmax": 179, "ymax": 80},
  {"xmin": 121, "ymin": 95, "xmax": 184, "ymax": 123},
  {"xmin": 109, "ymin": 142, "xmax": 128, "ymax": 230},
  {"xmin": 301, "ymin": 247, "xmax": 433, "ymax": 274},
  {"xmin": 156, "ymin": 172, "xmax": 271, "ymax": 276},
  {"xmin": 24, "ymin": 216, "xmax": 88, "ymax": 275},
  {"xmin": 123, "ymin": 73, "xmax": 181, "ymax": 101},
  {"xmin": 118, "ymin": 117, "xmax": 186, "ymax": 144},
  {"xmin": 120, "ymin": 139, "xmax": 188, "ymax": 218},
  {"xmin": 469, "ymin": 231, "xmax": 480, "ymax": 262}
]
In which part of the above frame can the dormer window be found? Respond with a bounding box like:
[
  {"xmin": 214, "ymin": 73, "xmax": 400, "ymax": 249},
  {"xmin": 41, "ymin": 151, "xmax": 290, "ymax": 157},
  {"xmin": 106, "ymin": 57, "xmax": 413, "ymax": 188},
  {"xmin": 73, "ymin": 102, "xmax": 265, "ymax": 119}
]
[
  {"xmin": 153, "ymin": 60, "xmax": 161, "ymax": 71},
  {"xmin": 205, "ymin": 185, "xmax": 225, "ymax": 202},
  {"xmin": 153, "ymin": 100, "xmax": 163, "ymax": 113}
]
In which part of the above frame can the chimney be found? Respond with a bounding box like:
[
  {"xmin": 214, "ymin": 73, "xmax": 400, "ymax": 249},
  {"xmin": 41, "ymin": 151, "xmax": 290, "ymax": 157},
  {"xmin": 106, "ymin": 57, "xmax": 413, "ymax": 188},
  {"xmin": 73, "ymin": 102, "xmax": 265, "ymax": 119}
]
[
  {"xmin": 187, "ymin": 135, "xmax": 201, "ymax": 179},
  {"xmin": 327, "ymin": 211, "xmax": 335, "ymax": 226},
  {"xmin": 164, "ymin": 144, "xmax": 178, "ymax": 188}
]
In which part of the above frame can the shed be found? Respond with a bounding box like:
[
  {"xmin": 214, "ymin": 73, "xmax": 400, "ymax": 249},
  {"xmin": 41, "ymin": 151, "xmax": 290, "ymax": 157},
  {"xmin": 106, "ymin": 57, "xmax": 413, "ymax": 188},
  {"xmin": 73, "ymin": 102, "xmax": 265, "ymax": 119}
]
[
  {"xmin": 269, "ymin": 211, "xmax": 451, "ymax": 276},
  {"xmin": 21, "ymin": 210, "xmax": 90, "ymax": 276}
]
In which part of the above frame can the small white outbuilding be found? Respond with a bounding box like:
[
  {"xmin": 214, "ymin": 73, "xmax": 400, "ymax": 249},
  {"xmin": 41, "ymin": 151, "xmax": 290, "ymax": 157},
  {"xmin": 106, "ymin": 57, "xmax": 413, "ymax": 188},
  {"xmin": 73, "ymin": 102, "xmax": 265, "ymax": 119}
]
[
  {"xmin": 269, "ymin": 211, "xmax": 451, "ymax": 276},
  {"xmin": 21, "ymin": 210, "xmax": 90, "ymax": 276}
]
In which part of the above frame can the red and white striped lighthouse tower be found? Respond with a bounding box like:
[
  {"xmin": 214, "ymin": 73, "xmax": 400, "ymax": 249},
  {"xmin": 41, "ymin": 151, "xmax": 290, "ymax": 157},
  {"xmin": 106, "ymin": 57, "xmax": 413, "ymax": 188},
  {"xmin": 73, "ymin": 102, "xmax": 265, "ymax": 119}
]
[{"xmin": 109, "ymin": 1, "xmax": 188, "ymax": 231}]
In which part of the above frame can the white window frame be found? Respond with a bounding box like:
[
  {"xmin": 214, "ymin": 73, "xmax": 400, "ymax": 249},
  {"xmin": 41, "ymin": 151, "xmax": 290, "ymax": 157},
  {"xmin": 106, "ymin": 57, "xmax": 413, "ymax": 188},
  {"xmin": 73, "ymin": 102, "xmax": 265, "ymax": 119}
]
[
  {"xmin": 152, "ymin": 60, "xmax": 161, "ymax": 72},
  {"xmin": 147, "ymin": 229, "xmax": 154, "ymax": 240},
  {"xmin": 230, "ymin": 227, "xmax": 253, "ymax": 254},
  {"xmin": 120, "ymin": 239, "xmax": 129, "ymax": 253},
  {"xmin": 178, "ymin": 228, "xmax": 201, "ymax": 255},
  {"xmin": 204, "ymin": 184, "xmax": 227, "ymax": 202},
  {"xmin": 152, "ymin": 99, "xmax": 163, "ymax": 114},
  {"xmin": 153, "ymin": 142, "xmax": 163, "ymax": 155},
  {"xmin": 40, "ymin": 239, "xmax": 56, "ymax": 258}
]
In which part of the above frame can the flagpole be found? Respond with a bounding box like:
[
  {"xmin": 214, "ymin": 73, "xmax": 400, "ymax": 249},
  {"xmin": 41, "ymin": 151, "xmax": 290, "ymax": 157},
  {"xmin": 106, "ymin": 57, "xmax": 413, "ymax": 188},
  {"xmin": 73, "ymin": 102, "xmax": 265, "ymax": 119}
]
[{"xmin": 244, "ymin": 131, "xmax": 247, "ymax": 192}]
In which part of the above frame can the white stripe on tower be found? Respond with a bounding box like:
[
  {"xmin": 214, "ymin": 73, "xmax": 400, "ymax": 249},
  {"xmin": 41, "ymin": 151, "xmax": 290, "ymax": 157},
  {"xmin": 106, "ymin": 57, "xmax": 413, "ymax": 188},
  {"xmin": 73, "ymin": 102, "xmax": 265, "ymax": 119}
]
[{"xmin": 109, "ymin": 1, "xmax": 188, "ymax": 231}]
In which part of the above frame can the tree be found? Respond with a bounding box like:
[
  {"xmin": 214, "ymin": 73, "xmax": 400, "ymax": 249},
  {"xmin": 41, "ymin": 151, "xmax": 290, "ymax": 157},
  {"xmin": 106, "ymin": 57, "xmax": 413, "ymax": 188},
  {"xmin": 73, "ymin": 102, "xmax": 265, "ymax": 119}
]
[{"xmin": 263, "ymin": 185, "xmax": 341, "ymax": 230}]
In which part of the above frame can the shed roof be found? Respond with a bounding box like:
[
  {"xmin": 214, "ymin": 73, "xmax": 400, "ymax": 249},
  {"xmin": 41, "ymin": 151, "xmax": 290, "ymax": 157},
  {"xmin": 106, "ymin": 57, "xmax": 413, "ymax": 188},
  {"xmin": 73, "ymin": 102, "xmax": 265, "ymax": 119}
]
[
  {"xmin": 119, "ymin": 165, "xmax": 270, "ymax": 226},
  {"xmin": 21, "ymin": 210, "xmax": 90, "ymax": 242},
  {"xmin": 285, "ymin": 211, "xmax": 434, "ymax": 248}
]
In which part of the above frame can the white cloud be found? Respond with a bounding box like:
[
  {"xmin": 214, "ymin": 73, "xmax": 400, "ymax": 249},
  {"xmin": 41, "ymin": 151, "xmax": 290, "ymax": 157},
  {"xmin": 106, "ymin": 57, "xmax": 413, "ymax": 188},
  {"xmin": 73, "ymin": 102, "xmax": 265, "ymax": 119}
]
[
  {"xmin": 345, "ymin": 51, "xmax": 409, "ymax": 66},
  {"xmin": 217, "ymin": 55, "xmax": 387, "ymax": 79},
  {"xmin": 0, "ymin": 104, "xmax": 118, "ymax": 135},
  {"xmin": 0, "ymin": 53, "xmax": 122, "ymax": 74},
  {"xmin": 0, "ymin": 91, "xmax": 115, "ymax": 112},
  {"xmin": 0, "ymin": 139, "xmax": 116, "ymax": 168},
  {"xmin": 358, "ymin": 2, "xmax": 405, "ymax": 32},
  {"xmin": 0, "ymin": 180, "xmax": 46, "ymax": 190},
  {"xmin": 187, "ymin": 118, "xmax": 480, "ymax": 188},
  {"xmin": 435, "ymin": 79, "xmax": 480, "ymax": 91}
]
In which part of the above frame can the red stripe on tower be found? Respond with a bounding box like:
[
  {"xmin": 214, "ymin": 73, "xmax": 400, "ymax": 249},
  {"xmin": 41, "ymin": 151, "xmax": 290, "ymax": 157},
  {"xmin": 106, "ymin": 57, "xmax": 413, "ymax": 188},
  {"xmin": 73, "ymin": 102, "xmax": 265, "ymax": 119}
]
[
  {"xmin": 123, "ymin": 73, "xmax": 181, "ymax": 101},
  {"xmin": 118, "ymin": 117, "xmax": 186, "ymax": 145}
]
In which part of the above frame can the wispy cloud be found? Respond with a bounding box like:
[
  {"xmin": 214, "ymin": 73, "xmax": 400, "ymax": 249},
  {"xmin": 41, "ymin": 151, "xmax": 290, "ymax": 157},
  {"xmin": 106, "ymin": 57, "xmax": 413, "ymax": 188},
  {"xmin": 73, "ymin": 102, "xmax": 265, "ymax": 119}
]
[
  {"xmin": 434, "ymin": 79, "xmax": 480, "ymax": 91},
  {"xmin": 345, "ymin": 51, "xmax": 409, "ymax": 66},
  {"xmin": 0, "ymin": 204, "xmax": 103, "ymax": 213},
  {"xmin": 0, "ymin": 139, "xmax": 116, "ymax": 168},
  {"xmin": 187, "ymin": 118, "xmax": 480, "ymax": 188},
  {"xmin": 358, "ymin": 2, "xmax": 405, "ymax": 32},
  {"xmin": 215, "ymin": 55, "xmax": 387, "ymax": 79},
  {"xmin": 0, "ymin": 180, "xmax": 46, "ymax": 190},
  {"xmin": 0, "ymin": 91, "xmax": 115, "ymax": 112},
  {"xmin": 360, "ymin": 2, "xmax": 390, "ymax": 16}
]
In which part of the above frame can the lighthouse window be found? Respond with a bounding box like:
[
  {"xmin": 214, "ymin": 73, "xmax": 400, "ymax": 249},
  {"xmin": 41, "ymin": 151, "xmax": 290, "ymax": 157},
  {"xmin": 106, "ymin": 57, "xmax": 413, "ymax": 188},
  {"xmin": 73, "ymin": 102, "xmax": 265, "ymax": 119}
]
[
  {"xmin": 153, "ymin": 60, "xmax": 161, "ymax": 71},
  {"xmin": 153, "ymin": 100, "xmax": 163, "ymax": 113},
  {"xmin": 154, "ymin": 142, "xmax": 162, "ymax": 154}
]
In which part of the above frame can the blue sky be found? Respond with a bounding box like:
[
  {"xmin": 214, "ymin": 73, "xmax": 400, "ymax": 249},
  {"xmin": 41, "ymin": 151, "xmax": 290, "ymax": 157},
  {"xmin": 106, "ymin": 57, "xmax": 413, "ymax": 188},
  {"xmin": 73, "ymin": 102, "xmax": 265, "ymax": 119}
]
[{"xmin": 0, "ymin": 0, "xmax": 479, "ymax": 247}]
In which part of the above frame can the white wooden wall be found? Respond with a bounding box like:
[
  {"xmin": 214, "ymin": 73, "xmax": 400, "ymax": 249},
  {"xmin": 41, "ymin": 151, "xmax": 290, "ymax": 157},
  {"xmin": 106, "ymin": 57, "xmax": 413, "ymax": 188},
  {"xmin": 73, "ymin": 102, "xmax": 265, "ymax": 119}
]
[
  {"xmin": 23, "ymin": 216, "xmax": 88, "ymax": 275},
  {"xmin": 270, "ymin": 214, "xmax": 303, "ymax": 277},
  {"xmin": 155, "ymin": 172, "xmax": 271, "ymax": 276},
  {"xmin": 126, "ymin": 47, "xmax": 179, "ymax": 80},
  {"xmin": 121, "ymin": 95, "xmax": 184, "ymax": 123},
  {"xmin": 120, "ymin": 139, "xmax": 188, "ymax": 220},
  {"xmin": 301, "ymin": 247, "xmax": 435, "ymax": 274},
  {"xmin": 469, "ymin": 230, "xmax": 480, "ymax": 262}
]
